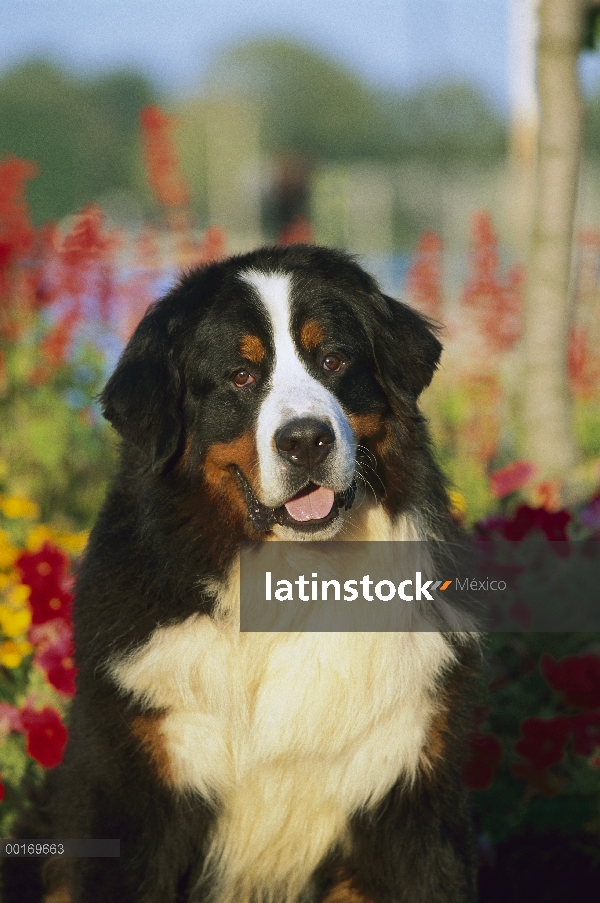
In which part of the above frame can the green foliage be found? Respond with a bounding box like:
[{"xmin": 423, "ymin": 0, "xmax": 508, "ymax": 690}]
[
  {"xmin": 206, "ymin": 38, "xmax": 507, "ymax": 165},
  {"xmin": 0, "ymin": 59, "xmax": 159, "ymax": 224},
  {"xmin": 0, "ymin": 341, "xmax": 117, "ymax": 530}
]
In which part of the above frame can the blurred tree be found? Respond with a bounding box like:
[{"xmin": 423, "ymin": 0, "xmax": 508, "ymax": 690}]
[
  {"xmin": 0, "ymin": 60, "xmax": 158, "ymax": 224},
  {"xmin": 205, "ymin": 38, "xmax": 506, "ymax": 166},
  {"xmin": 521, "ymin": 0, "xmax": 589, "ymax": 478}
]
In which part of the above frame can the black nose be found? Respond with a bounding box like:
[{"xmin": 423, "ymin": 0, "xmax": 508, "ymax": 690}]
[{"xmin": 275, "ymin": 418, "xmax": 335, "ymax": 471}]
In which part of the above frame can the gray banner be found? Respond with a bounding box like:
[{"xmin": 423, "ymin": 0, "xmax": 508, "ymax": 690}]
[
  {"xmin": 239, "ymin": 540, "xmax": 600, "ymax": 631},
  {"xmin": 0, "ymin": 840, "xmax": 120, "ymax": 857}
]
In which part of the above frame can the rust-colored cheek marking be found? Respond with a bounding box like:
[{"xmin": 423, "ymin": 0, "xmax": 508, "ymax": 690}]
[
  {"xmin": 322, "ymin": 878, "xmax": 374, "ymax": 903},
  {"xmin": 240, "ymin": 334, "xmax": 265, "ymax": 364},
  {"xmin": 348, "ymin": 412, "xmax": 387, "ymax": 443},
  {"xmin": 131, "ymin": 713, "xmax": 175, "ymax": 787},
  {"xmin": 203, "ymin": 431, "xmax": 260, "ymax": 514},
  {"xmin": 300, "ymin": 320, "xmax": 324, "ymax": 350}
]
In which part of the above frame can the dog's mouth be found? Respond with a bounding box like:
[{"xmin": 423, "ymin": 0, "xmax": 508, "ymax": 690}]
[{"xmin": 237, "ymin": 471, "xmax": 356, "ymax": 533}]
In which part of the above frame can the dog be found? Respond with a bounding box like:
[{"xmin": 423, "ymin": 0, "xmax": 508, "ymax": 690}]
[{"xmin": 4, "ymin": 245, "xmax": 479, "ymax": 903}]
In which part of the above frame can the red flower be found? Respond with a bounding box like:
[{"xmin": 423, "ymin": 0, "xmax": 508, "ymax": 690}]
[
  {"xmin": 405, "ymin": 231, "xmax": 443, "ymax": 320},
  {"xmin": 514, "ymin": 716, "xmax": 570, "ymax": 770},
  {"xmin": 34, "ymin": 621, "xmax": 77, "ymax": 696},
  {"xmin": 461, "ymin": 212, "xmax": 523, "ymax": 354},
  {"xmin": 278, "ymin": 217, "xmax": 314, "ymax": 247},
  {"xmin": 489, "ymin": 460, "xmax": 538, "ymax": 499},
  {"xmin": 462, "ymin": 732, "xmax": 503, "ymax": 790},
  {"xmin": 568, "ymin": 712, "xmax": 600, "ymax": 756},
  {"xmin": 542, "ymin": 653, "xmax": 600, "ymax": 709},
  {"xmin": 20, "ymin": 706, "xmax": 68, "ymax": 768},
  {"xmin": 0, "ymin": 702, "xmax": 23, "ymax": 734},
  {"xmin": 139, "ymin": 106, "xmax": 190, "ymax": 210},
  {"xmin": 16, "ymin": 542, "xmax": 73, "ymax": 625},
  {"xmin": 500, "ymin": 505, "xmax": 571, "ymax": 542}
]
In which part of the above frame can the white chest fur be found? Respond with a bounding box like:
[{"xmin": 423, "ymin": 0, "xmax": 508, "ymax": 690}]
[{"xmin": 109, "ymin": 512, "xmax": 456, "ymax": 903}]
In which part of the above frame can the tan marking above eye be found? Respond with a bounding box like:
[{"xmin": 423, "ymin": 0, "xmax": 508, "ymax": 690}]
[
  {"xmin": 300, "ymin": 320, "xmax": 324, "ymax": 350},
  {"xmin": 239, "ymin": 334, "xmax": 265, "ymax": 364},
  {"xmin": 348, "ymin": 412, "xmax": 386, "ymax": 439}
]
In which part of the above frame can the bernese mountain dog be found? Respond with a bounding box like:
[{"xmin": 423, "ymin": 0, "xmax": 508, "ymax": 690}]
[{"xmin": 4, "ymin": 245, "xmax": 479, "ymax": 903}]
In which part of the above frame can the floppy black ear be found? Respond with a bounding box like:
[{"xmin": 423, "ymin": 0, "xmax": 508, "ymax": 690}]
[
  {"xmin": 374, "ymin": 294, "xmax": 442, "ymax": 401},
  {"xmin": 100, "ymin": 301, "xmax": 182, "ymax": 473}
]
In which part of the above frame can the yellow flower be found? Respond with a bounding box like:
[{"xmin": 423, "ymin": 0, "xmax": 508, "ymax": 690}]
[
  {"xmin": 0, "ymin": 496, "xmax": 40, "ymax": 520},
  {"xmin": 0, "ymin": 604, "xmax": 31, "ymax": 638},
  {"xmin": 4, "ymin": 583, "xmax": 31, "ymax": 608},
  {"xmin": 0, "ymin": 639, "xmax": 32, "ymax": 668},
  {"xmin": 55, "ymin": 530, "xmax": 89, "ymax": 555},
  {"xmin": 27, "ymin": 525, "xmax": 88, "ymax": 556},
  {"xmin": 0, "ymin": 529, "xmax": 19, "ymax": 569},
  {"xmin": 26, "ymin": 525, "xmax": 55, "ymax": 551},
  {"xmin": 449, "ymin": 489, "xmax": 467, "ymax": 518}
]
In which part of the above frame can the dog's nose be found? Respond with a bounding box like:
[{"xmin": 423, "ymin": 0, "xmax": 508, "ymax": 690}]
[{"xmin": 275, "ymin": 418, "xmax": 335, "ymax": 471}]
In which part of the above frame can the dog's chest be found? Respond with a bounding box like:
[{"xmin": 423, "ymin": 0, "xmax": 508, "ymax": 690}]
[{"xmin": 112, "ymin": 611, "xmax": 453, "ymax": 901}]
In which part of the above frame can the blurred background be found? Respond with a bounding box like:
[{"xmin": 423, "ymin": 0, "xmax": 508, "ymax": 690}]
[{"xmin": 2, "ymin": 3, "xmax": 600, "ymax": 902}]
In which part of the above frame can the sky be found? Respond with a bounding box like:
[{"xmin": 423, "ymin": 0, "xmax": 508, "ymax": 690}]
[{"xmin": 2, "ymin": 0, "xmax": 600, "ymax": 111}]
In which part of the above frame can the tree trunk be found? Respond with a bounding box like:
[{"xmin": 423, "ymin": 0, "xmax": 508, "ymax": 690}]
[{"xmin": 521, "ymin": 0, "xmax": 584, "ymax": 477}]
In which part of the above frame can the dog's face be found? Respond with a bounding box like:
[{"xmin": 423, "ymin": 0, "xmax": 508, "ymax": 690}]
[{"xmin": 101, "ymin": 246, "xmax": 442, "ymax": 540}]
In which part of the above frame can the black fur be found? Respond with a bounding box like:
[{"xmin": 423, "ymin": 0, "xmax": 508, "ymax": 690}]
[{"xmin": 3, "ymin": 246, "xmax": 478, "ymax": 903}]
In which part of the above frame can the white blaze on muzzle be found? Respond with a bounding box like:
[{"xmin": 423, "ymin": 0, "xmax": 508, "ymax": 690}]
[{"xmin": 242, "ymin": 271, "xmax": 355, "ymax": 508}]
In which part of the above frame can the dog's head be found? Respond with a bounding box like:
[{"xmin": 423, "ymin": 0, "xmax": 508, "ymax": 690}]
[{"xmin": 101, "ymin": 246, "xmax": 441, "ymax": 540}]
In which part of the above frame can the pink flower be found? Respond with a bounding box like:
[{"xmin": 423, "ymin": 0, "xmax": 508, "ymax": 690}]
[
  {"xmin": 0, "ymin": 702, "xmax": 23, "ymax": 734},
  {"xmin": 34, "ymin": 621, "xmax": 76, "ymax": 697},
  {"xmin": 489, "ymin": 460, "xmax": 538, "ymax": 499}
]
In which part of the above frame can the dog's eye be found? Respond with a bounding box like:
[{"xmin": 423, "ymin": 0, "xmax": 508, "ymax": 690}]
[
  {"xmin": 323, "ymin": 354, "xmax": 343, "ymax": 373},
  {"xmin": 233, "ymin": 370, "xmax": 255, "ymax": 388}
]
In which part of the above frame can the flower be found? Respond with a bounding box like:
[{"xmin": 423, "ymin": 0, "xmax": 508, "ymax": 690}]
[
  {"xmin": 514, "ymin": 716, "xmax": 570, "ymax": 770},
  {"xmin": 498, "ymin": 505, "xmax": 571, "ymax": 542},
  {"xmin": 0, "ymin": 702, "xmax": 23, "ymax": 734},
  {"xmin": 568, "ymin": 712, "xmax": 600, "ymax": 757},
  {"xmin": 0, "ymin": 529, "xmax": 19, "ymax": 569},
  {"xmin": 34, "ymin": 620, "xmax": 76, "ymax": 696},
  {"xmin": 0, "ymin": 496, "xmax": 40, "ymax": 520},
  {"xmin": 405, "ymin": 231, "xmax": 443, "ymax": 320},
  {"xmin": 449, "ymin": 490, "xmax": 468, "ymax": 519},
  {"xmin": 0, "ymin": 639, "xmax": 32, "ymax": 667},
  {"xmin": 580, "ymin": 492, "xmax": 600, "ymax": 532},
  {"xmin": 462, "ymin": 732, "xmax": 503, "ymax": 790},
  {"xmin": 541, "ymin": 653, "xmax": 600, "ymax": 709},
  {"xmin": 489, "ymin": 460, "xmax": 537, "ymax": 499},
  {"xmin": 15, "ymin": 542, "xmax": 73, "ymax": 625},
  {"xmin": 0, "ymin": 603, "xmax": 31, "ymax": 637},
  {"xmin": 20, "ymin": 706, "xmax": 68, "ymax": 768}
]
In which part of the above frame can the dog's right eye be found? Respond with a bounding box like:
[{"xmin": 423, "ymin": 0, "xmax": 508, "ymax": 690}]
[{"xmin": 232, "ymin": 370, "xmax": 255, "ymax": 388}]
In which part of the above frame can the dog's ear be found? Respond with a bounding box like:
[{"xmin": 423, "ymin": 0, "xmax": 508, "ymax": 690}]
[
  {"xmin": 374, "ymin": 294, "xmax": 442, "ymax": 402},
  {"xmin": 100, "ymin": 301, "xmax": 182, "ymax": 473}
]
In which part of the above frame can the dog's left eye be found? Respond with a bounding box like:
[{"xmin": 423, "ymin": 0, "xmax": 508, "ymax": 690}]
[
  {"xmin": 233, "ymin": 370, "xmax": 255, "ymax": 388},
  {"xmin": 323, "ymin": 354, "xmax": 343, "ymax": 373}
]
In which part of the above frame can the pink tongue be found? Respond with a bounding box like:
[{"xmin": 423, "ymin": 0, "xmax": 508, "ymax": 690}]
[{"xmin": 284, "ymin": 487, "xmax": 335, "ymax": 522}]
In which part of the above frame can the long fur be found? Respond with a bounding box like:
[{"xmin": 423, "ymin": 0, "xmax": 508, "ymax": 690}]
[{"xmin": 3, "ymin": 246, "xmax": 479, "ymax": 903}]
